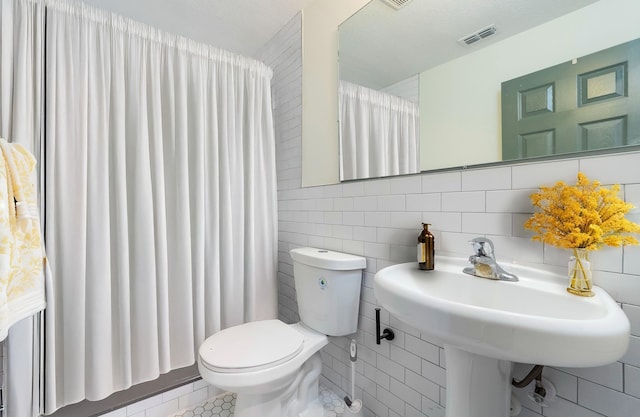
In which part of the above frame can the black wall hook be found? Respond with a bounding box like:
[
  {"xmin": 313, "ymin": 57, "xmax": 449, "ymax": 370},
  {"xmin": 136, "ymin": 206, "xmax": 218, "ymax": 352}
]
[{"xmin": 375, "ymin": 308, "xmax": 395, "ymax": 345}]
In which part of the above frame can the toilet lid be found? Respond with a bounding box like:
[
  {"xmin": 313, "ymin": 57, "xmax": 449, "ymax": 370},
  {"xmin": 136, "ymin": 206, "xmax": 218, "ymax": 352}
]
[{"xmin": 199, "ymin": 320, "xmax": 304, "ymax": 373}]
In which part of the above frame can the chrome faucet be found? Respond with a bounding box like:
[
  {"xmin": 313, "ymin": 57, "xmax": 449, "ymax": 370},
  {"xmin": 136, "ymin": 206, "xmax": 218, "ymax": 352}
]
[{"xmin": 462, "ymin": 237, "xmax": 518, "ymax": 282}]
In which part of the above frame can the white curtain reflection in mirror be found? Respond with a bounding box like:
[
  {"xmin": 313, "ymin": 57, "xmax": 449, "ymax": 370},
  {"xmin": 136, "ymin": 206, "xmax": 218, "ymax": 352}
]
[{"xmin": 339, "ymin": 81, "xmax": 419, "ymax": 181}]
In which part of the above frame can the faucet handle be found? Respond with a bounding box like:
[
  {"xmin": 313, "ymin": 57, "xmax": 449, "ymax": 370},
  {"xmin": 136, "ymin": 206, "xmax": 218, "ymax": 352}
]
[{"xmin": 469, "ymin": 237, "xmax": 495, "ymax": 257}]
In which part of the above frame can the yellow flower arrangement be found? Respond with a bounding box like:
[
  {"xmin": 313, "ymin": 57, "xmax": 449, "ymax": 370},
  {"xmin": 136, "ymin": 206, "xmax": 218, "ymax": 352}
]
[
  {"xmin": 524, "ymin": 172, "xmax": 640, "ymax": 250},
  {"xmin": 525, "ymin": 172, "xmax": 640, "ymax": 296}
]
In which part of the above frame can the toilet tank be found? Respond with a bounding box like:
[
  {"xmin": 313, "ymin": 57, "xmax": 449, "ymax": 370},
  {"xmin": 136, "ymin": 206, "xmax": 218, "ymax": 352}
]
[{"xmin": 290, "ymin": 247, "xmax": 366, "ymax": 336}]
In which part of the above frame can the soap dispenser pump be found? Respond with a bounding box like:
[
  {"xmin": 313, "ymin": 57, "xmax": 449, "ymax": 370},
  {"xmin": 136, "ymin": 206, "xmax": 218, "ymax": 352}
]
[{"xmin": 417, "ymin": 223, "xmax": 434, "ymax": 270}]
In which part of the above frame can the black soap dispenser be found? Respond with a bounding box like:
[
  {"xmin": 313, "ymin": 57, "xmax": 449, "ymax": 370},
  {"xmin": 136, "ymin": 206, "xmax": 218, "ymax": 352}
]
[{"xmin": 417, "ymin": 223, "xmax": 434, "ymax": 270}]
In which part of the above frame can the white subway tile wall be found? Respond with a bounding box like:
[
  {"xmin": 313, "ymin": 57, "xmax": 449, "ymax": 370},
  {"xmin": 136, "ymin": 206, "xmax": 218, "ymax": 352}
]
[{"xmin": 276, "ymin": 150, "xmax": 640, "ymax": 417}]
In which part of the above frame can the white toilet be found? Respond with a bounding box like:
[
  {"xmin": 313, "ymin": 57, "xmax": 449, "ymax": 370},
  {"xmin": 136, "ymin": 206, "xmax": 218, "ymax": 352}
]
[{"xmin": 198, "ymin": 247, "xmax": 366, "ymax": 417}]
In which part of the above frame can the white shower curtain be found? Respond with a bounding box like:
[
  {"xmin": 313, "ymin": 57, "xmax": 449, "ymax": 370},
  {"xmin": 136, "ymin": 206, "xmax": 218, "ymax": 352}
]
[
  {"xmin": 339, "ymin": 81, "xmax": 419, "ymax": 180},
  {"xmin": 41, "ymin": 0, "xmax": 278, "ymax": 413},
  {"xmin": 0, "ymin": 1, "xmax": 46, "ymax": 416}
]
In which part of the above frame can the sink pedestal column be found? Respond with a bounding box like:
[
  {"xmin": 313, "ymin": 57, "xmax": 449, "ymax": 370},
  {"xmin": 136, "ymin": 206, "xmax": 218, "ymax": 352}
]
[{"xmin": 444, "ymin": 345, "xmax": 513, "ymax": 417}]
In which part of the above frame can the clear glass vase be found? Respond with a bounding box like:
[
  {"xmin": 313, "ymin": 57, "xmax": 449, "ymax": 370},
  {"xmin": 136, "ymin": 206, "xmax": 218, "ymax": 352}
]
[{"xmin": 567, "ymin": 248, "xmax": 594, "ymax": 297}]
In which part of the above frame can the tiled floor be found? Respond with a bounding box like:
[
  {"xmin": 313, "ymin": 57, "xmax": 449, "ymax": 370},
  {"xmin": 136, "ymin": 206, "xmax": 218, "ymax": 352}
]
[
  {"xmin": 174, "ymin": 393, "xmax": 235, "ymax": 417},
  {"xmin": 173, "ymin": 385, "xmax": 345, "ymax": 417}
]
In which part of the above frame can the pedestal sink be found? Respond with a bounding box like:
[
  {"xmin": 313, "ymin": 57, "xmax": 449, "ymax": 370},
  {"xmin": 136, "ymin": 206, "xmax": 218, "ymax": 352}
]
[{"xmin": 374, "ymin": 256, "xmax": 630, "ymax": 417}]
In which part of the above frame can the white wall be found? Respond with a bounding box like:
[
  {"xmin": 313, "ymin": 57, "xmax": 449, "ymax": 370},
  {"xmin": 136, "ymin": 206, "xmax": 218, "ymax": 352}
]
[{"xmin": 420, "ymin": 0, "xmax": 640, "ymax": 170}]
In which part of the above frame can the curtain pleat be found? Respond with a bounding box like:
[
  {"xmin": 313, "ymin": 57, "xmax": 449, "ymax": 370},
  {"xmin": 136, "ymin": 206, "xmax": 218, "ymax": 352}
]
[
  {"xmin": 42, "ymin": 0, "xmax": 278, "ymax": 412},
  {"xmin": 339, "ymin": 81, "xmax": 420, "ymax": 180},
  {"xmin": 0, "ymin": 0, "xmax": 46, "ymax": 416},
  {"xmin": 0, "ymin": 0, "xmax": 43, "ymax": 154}
]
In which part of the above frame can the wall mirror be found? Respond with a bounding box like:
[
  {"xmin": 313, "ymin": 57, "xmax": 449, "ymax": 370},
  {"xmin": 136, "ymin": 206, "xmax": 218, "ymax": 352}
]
[{"xmin": 338, "ymin": 0, "xmax": 640, "ymax": 181}]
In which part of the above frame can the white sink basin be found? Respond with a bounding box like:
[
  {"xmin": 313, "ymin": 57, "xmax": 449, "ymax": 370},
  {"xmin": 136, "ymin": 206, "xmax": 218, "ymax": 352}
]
[
  {"xmin": 374, "ymin": 256, "xmax": 629, "ymax": 367},
  {"xmin": 374, "ymin": 256, "xmax": 630, "ymax": 417}
]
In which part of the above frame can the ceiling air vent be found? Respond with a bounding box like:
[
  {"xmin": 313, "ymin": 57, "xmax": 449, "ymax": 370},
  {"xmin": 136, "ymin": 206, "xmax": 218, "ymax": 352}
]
[
  {"xmin": 379, "ymin": 0, "xmax": 414, "ymax": 10},
  {"xmin": 459, "ymin": 24, "xmax": 497, "ymax": 46}
]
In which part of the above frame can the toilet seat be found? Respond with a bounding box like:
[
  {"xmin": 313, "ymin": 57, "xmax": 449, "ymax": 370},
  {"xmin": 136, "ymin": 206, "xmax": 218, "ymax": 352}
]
[{"xmin": 199, "ymin": 320, "xmax": 304, "ymax": 373}]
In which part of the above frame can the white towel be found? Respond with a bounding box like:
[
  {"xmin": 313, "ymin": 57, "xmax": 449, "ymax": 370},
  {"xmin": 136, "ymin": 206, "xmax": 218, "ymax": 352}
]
[{"xmin": 0, "ymin": 138, "xmax": 46, "ymax": 341}]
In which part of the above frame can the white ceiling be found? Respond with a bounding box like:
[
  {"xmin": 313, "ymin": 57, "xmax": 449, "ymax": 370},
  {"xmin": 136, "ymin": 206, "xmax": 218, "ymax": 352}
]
[{"xmin": 82, "ymin": 0, "xmax": 315, "ymax": 57}]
